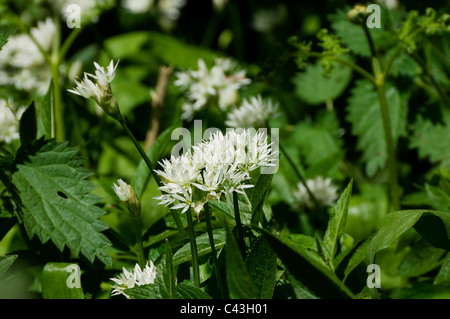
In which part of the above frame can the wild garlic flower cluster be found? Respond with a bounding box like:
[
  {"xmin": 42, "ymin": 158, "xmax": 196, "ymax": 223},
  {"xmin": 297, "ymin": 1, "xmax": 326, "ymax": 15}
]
[
  {"xmin": 225, "ymin": 95, "xmax": 280, "ymax": 128},
  {"xmin": 110, "ymin": 261, "xmax": 157, "ymax": 298},
  {"xmin": 0, "ymin": 99, "xmax": 26, "ymax": 145},
  {"xmin": 0, "ymin": 18, "xmax": 55, "ymax": 95},
  {"xmin": 293, "ymin": 176, "xmax": 338, "ymax": 209},
  {"xmin": 154, "ymin": 129, "xmax": 275, "ymax": 216},
  {"xmin": 123, "ymin": 0, "xmax": 187, "ymax": 30},
  {"xmin": 68, "ymin": 60, "xmax": 122, "ymax": 121},
  {"xmin": 174, "ymin": 58, "xmax": 251, "ymax": 121}
]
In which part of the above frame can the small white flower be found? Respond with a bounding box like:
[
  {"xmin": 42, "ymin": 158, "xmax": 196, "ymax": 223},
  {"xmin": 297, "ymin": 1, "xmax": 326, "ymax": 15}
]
[
  {"xmin": 293, "ymin": 176, "xmax": 338, "ymax": 209},
  {"xmin": 174, "ymin": 58, "xmax": 251, "ymax": 121},
  {"xmin": 0, "ymin": 99, "xmax": 26, "ymax": 144},
  {"xmin": 113, "ymin": 179, "xmax": 132, "ymax": 201},
  {"xmin": 123, "ymin": 0, "xmax": 154, "ymax": 13},
  {"xmin": 110, "ymin": 261, "xmax": 157, "ymax": 298},
  {"xmin": 225, "ymin": 95, "xmax": 279, "ymax": 128}
]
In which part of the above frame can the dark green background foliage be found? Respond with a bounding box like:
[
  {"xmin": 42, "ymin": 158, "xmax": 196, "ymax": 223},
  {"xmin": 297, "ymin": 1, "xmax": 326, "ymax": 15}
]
[{"xmin": 0, "ymin": 0, "xmax": 449, "ymax": 300}]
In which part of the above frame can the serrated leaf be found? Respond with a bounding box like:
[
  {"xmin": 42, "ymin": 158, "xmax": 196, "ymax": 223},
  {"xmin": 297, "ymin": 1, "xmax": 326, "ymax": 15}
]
[
  {"xmin": 12, "ymin": 141, "xmax": 112, "ymax": 265},
  {"xmin": 0, "ymin": 254, "xmax": 17, "ymax": 279},
  {"xmin": 293, "ymin": 62, "xmax": 352, "ymax": 105},
  {"xmin": 124, "ymin": 283, "xmax": 158, "ymax": 299},
  {"xmin": 0, "ymin": 29, "xmax": 15, "ymax": 51},
  {"xmin": 225, "ymin": 224, "xmax": 258, "ymax": 299},
  {"xmin": 329, "ymin": 8, "xmax": 392, "ymax": 57},
  {"xmin": 322, "ymin": 180, "xmax": 353, "ymax": 265},
  {"xmin": 173, "ymin": 229, "xmax": 225, "ymax": 265},
  {"xmin": 410, "ymin": 112, "xmax": 450, "ymax": 165},
  {"xmin": 41, "ymin": 262, "xmax": 84, "ymax": 299},
  {"xmin": 245, "ymin": 236, "xmax": 277, "ymax": 299},
  {"xmin": 346, "ymin": 80, "xmax": 407, "ymax": 177}
]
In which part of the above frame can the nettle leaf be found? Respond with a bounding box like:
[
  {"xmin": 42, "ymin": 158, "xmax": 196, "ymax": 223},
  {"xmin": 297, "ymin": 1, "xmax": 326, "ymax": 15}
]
[
  {"xmin": 0, "ymin": 28, "xmax": 15, "ymax": 51},
  {"xmin": 245, "ymin": 236, "xmax": 277, "ymax": 299},
  {"xmin": 346, "ymin": 79, "xmax": 407, "ymax": 177},
  {"xmin": 410, "ymin": 111, "xmax": 450, "ymax": 165},
  {"xmin": 329, "ymin": 8, "xmax": 392, "ymax": 57},
  {"xmin": 293, "ymin": 62, "xmax": 352, "ymax": 105},
  {"xmin": 12, "ymin": 141, "xmax": 112, "ymax": 265}
]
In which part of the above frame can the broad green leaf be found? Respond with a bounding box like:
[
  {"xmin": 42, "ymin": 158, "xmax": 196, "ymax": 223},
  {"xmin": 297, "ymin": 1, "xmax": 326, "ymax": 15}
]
[
  {"xmin": 35, "ymin": 83, "xmax": 53, "ymax": 140},
  {"xmin": 0, "ymin": 254, "xmax": 17, "ymax": 279},
  {"xmin": 287, "ymin": 272, "xmax": 319, "ymax": 299},
  {"xmin": 164, "ymin": 239, "xmax": 175, "ymax": 298},
  {"xmin": 434, "ymin": 254, "xmax": 450, "ymax": 285},
  {"xmin": 245, "ymin": 236, "xmax": 277, "ymax": 299},
  {"xmin": 249, "ymin": 173, "xmax": 273, "ymax": 225},
  {"xmin": 396, "ymin": 239, "xmax": 446, "ymax": 278},
  {"xmin": 124, "ymin": 283, "xmax": 158, "ymax": 299},
  {"xmin": 389, "ymin": 280, "xmax": 450, "ymax": 299},
  {"xmin": 172, "ymin": 230, "xmax": 226, "ymax": 265},
  {"xmin": 19, "ymin": 103, "xmax": 37, "ymax": 145},
  {"xmin": 209, "ymin": 196, "xmax": 252, "ymax": 226},
  {"xmin": 225, "ymin": 224, "xmax": 258, "ymax": 299},
  {"xmin": 257, "ymin": 227, "xmax": 353, "ymax": 298},
  {"xmin": 322, "ymin": 179, "xmax": 353, "ymax": 265},
  {"xmin": 346, "ymin": 79, "xmax": 407, "ymax": 177},
  {"xmin": 410, "ymin": 112, "xmax": 450, "ymax": 166},
  {"xmin": 12, "ymin": 141, "xmax": 112, "ymax": 265},
  {"xmin": 293, "ymin": 62, "xmax": 352, "ymax": 105},
  {"xmin": 176, "ymin": 283, "xmax": 212, "ymax": 299},
  {"xmin": 41, "ymin": 263, "xmax": 84, "ymax": 299}
]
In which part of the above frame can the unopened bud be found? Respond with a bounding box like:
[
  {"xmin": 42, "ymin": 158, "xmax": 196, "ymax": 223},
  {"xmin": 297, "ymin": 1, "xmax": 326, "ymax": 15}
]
[
  {"xmin": 347, "ymin": 5, "xmax": 369, "ymax": 25},
  {"xmin": 113, "ymin": 179, "xmax": 141, "ymax": 218}
]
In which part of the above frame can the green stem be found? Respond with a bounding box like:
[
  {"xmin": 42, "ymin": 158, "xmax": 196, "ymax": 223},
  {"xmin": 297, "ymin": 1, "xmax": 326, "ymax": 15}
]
[
  {"xmin": 376, "ymin": 82, "xmax": 400, "ymax": 211},
  {"xmin": 131, "ymin": 216, "xmax": 146, "ymax": 269},
  {"xmin": 232, "ymin": 191, "xmax": 246, "ymax": 255},
  {"xmin": 186, "ymin": 208, "xmax": 200, "ymax": 288},
  {"xmin": 278, "ymin": 143, "xmax": 320, "ymax": 209},
  {"xmin": 50, "ymin": 62, "xmax": 65, "ymax": 141},
  {"xmin": 59, "ymin": 27, "xmax": 83, "ymax": 63},
  {"xmin": 204, "ymin": 203, "xmax": 223, "ymax": 298}
]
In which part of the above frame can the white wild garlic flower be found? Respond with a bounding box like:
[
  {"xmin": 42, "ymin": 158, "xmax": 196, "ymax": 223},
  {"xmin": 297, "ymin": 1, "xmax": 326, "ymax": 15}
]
[
  {"xmin": 110, "ymin": 261, "xmax": 157, "ymax": 298},
  {"xmin": 0, "ymin": 18, "xmax": 55, "ymax": 95},
  {"xmin": 225, "ymin": 95, "xmax": 280, "ymax": 128},
  {"xmin": 293, "ymin": 176, "xmax": 338, "ymax": 209},
  {"xmin": 113, "ymin": 179, "xmax": 141, "ymax": 217},
  {"xmin": 68, "ymin": 60, "xmax": 122, "ymax": 121},
  {"xmin": 154, "ymin": 129, "xmax": 275, "ymax": 216},
  {"xmin": 174, "ymin": 58, "xmax": 251, "ymax": 121}
]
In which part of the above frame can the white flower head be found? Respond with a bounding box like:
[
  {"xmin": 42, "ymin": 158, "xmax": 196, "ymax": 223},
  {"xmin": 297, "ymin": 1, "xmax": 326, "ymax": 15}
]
[
  {"xmin": 68, "ymin": 60, "xmax": 122, "ymax": 121},
  {"xmin": 225, "ymin": 95, "xmax": 280, "ymax": 128},
  {"xmin": 174, "ymin": 58, "xmax": 251, "ymax": 121},
  {"xmin": 154, "ymin": 129, "xmax": 275, "ymax": 216},
  {"xmin": 294, "ymin": 176, "xmax": 338, "ymax": 209},
  {"xmin": 110, "ymin": 261, "xmax": 157, "ymax": 298},
  {"xmin": 113, "ymin": 179, "xmax": 141, "ymax": 217}
]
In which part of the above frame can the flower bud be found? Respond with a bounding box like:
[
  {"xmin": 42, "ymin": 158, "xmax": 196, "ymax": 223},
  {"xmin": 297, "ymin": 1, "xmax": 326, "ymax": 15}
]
[
  {"xmin": 347, "ymin": 5, "xmax": 369, "ymax": 25},
  {"xmin": 113, "ymin": 179, "xmax": 141, "ymax": 218}
]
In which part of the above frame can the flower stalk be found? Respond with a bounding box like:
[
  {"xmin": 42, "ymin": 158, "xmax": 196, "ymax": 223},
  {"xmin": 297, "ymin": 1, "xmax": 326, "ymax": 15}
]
[{"xmin": 186, "ymin": 207, "xmax": 200, "ymax": 288}]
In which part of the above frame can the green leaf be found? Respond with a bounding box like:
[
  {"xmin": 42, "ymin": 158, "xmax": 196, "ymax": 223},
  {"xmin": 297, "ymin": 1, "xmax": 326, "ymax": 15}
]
[
  {"xmin": 287, "ymin": 272, "xmax": 319, "ymax": 299},
  {"xmin": 35, "ymin": 83, "xmax": 53, "ymax": 140},
  {"xmin": 245, "ymin": 236, "xmax": 277, "ymax": 299},
  {"xmin": 322, "ymin": 180, "xmax": 353, "ymax": 265},
  {"xmin": 173, "ymin": 229, "xmax": 225, "ymax": 265},
  {"xmin": 410, "ymin": 111, "xmax": 450, "ymax": 165},
  {"xmin": 293, "ymin": 62, "xmax": 352, "ymax": 105},
  {"xmin": 257, "ymin": 227, "xmax": 353, "ymax": 298},
  {"xmin": 0, "ymin": 28, "xmax": 15, "ymax": 51},
  {"xmin": 124, "ymin": 283, "xmax": 158, "ymax": 299},
  {"xmin": 225, "ymin": 224, "xmax": 258, "ymax": 299},
  {"xmin": 249, "ymin": 173, "xmax": 273, "ymax": 225},
  {"xmin": 396, "ymin": 238, "xmax": 446, "ymax": 278},
  {"xmin": 12, "ymin": 141, "xmax": 112, "ymax": 265},
  {"xmin": 19, "ymin": 103, "xmax": 37, "ymax": 145},
  {"xmin": 164, "ymin": 239, "xmax": 175, "ymax": 299},
  {"xmin": 41, "ymin": 263, "xmax": 84, "ymax": 299},
  {"xmin": 0, "ymin": 254, "xmax": 17, "ymax": 279},
  {"xmin": 346, "ymin": 80, "xmax": 407, "ymax": 177},
  {"xmin": 329, "ymin": 8, "xmax": 392, "ymax": 57},
  {"xmin": 414, "ymin": 212, "xmax": 450, "ymax": 250},
  {"xmin": 176, "ymin": 283, "xmax": 212, "ymax": 299},
  {"xmin": 434, "ymin": 254, "xmax": 450, "ymax": 285}
]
